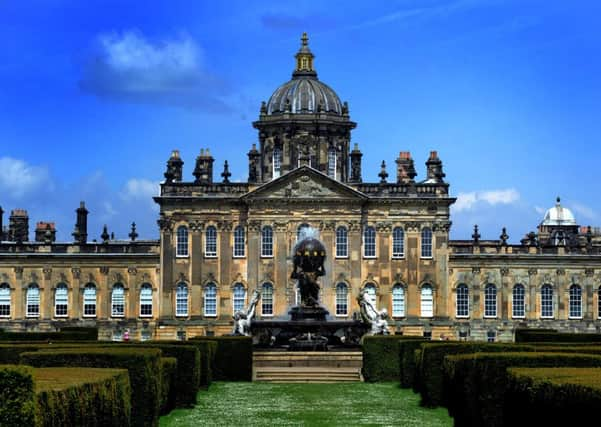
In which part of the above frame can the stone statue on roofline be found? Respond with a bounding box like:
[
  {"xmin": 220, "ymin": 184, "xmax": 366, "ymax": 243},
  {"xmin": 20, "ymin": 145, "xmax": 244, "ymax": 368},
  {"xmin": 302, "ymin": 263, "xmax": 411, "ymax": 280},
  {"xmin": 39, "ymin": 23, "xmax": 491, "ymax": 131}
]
[
  {"xmin": 232, "ymin": 289, "xmax": 261, "ymax": 336},
  {"xmin": 357, "ymin": 289, "xmax": 390, "ymax": 335}
]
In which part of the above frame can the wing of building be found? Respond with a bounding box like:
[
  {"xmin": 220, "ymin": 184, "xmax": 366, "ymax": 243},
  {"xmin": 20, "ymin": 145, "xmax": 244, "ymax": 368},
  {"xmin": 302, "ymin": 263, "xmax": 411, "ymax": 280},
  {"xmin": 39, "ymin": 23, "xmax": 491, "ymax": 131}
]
[{"xmin": 1, "ymin": 34, "xmax": 600, "ymax": 341}]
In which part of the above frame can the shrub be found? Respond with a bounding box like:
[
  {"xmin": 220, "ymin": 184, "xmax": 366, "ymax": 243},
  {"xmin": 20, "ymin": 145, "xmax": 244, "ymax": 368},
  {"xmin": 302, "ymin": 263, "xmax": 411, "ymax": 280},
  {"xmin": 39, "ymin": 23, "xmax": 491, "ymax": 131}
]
[
  {"xmin": 506, "ymin": 367, "xmax": 601, "ymax": 426},
  {"xmin": 444, "ymin": 352, "xmax": 601, "ymax": 427},
  {"xmin": 515, "ymin": 329, "xmax": 601, "ymax": 343},
  {"xmin": 396, "ymin": 339, "xmax": 428, "ymax": 388},
  {"xmin": 0, "ymin": 331, "xmax": 92, "ymax": 342},
  {"xmin": 0, "ymin": 344, "xmax": 49, "ymax": 364},
  {"xmin": 20, "ymin": 347, "xmax": 161, "ymax": 427},
  {"xmin": 361, "ymin": 335, "xmax": 424, "ymax": 382},
  {"xmin": 190, "ymin": 337, "xmax": 251, "ymax": 381},
  {"xmin": 0, "ymin": 364, "xmax": 36, "ymax": 427},
  {"xmin": 34, "ymin": 367, "xmax": 131, "ymax": 427},
  {"xmin": 58, "ymin": 327, "xmax": 98, "ymax": 340},
  {"xmin": 412, "ymin": 349, "xmax": 422, "ymax": 393},
  {"xmin": 184, "ymin": 340, "xmax": 217, "ymax": 387},
  {"xmin": 159, "ymin": 358, "xmax": 177, "ymax": 415}
]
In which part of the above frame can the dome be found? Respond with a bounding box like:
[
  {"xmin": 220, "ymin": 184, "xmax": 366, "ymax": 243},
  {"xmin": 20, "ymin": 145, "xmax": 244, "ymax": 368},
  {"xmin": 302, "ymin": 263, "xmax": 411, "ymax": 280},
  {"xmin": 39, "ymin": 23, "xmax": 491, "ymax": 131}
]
[
  {"xmin": 542, "ymin": 197, "xmax": 577, "ymax": 226},
  {"xmin": 265, "ymin": 33, "xmax": 344, "ymax": 116}
]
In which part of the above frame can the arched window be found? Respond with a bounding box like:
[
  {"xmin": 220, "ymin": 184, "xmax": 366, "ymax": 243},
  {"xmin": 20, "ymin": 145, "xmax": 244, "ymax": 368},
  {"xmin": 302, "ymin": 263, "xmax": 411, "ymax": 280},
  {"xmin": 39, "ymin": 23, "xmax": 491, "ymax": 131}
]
[
  {"xmin": 111, "ymin": 284, "xmax": 125, "ymax": 317},
  {"xmin": 54, "ymin": 283, "xmax": 68, "ymax": 317},
  {"xmin": 262, "ymin": 283, "xmax": 273, "ymax": 316},
  {"xmin": 512, "ymin": 284, "xmax": 525, "ymax": 318},
  {"xmin": 392, "ymin": 284, "xmax": 405, "ymax": 317},
  {"xmin": 175, "ymin": 283, "xmax": 188, "ymax": 317},
  {"xmin": 541, "ymin": 284, "xmax": 554, "ymax": 318},
  {"xmin": 421, "ymin": 284, "xmax": 433, "ymax": 317},
  {"xmin": 233, "ymin": 283, "xmax": 246, "ymax": 314},
  {"xmin": 392, "ymin": 227, "xmax": 405, "ymax": 258},
  {"xmin": 83, "ymin": 283, "xmax": 96, "ymax": 317},
  {"xmin": 140, "ymin": 283, "xmax": 153, "ymax": 317},
  {"xmin": 336, "ymin": 283, "xmax": 348, "ymax": 316},
  {"xmin": 0, "ymin": 283, "xmax": 10, "ymax": 317},
  {"xmin": 297, "ymin": 223, "xmax": 310, "ymax": 241},
  {"xmin": 336, "ymin": 226, "xmax": 348, "ymax": 258},
  {"xmin": 261, "ymin": 226, "xmax": 273, "ymax": 257},
  {"xmin": 204, "ymin": 283, "xmax": 217, "ymax": 316},
  {"xmin": 569, "ymin": 284, "xmax": 582, "ymax": 319},
  {"xmin": 205, "ymin": 226, "xmax": 217, "ymax": 257},
  {"xmin": 26, "ymin": 284, "xmax": 40, "ymax": 318},
  {"xmin": 176, "ymin": 225, "xmax": 188, "ymax": 257},
  {"xmin": 484, "ymin": 284, "xmax": 497, "ymax": 318},
  {"xmin": 363, "ymin": 226, "xmax": 376, "ymax": 258},
  {"xmin": 456, "ymin": 284, "xmax": 469, "ymax": 318},
  {"xmin": 233, "ymin": 226, "xmax": 245, "ymax": 257},
  {"xmin": 327, "ymin": 147, "xmax": 336, "ymax": 178},
  {"xmin": 273, "ymin": 147, "xmax": 282, "ymax": 178},
  {"xmin": 363, "ymin": 283, "xmax": 377, "ymax": 307},
  {"xmin": 421, "ymin": 228, "xmax": 433, "ymax": 258}
]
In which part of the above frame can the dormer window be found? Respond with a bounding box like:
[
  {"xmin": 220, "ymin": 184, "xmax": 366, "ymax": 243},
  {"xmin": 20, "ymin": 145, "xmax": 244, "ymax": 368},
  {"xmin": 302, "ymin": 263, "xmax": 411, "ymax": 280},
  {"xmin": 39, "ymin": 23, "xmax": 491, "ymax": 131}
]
[{"xmin": 273, "ymin": 147, "xmax": 282, "ymax": 178}]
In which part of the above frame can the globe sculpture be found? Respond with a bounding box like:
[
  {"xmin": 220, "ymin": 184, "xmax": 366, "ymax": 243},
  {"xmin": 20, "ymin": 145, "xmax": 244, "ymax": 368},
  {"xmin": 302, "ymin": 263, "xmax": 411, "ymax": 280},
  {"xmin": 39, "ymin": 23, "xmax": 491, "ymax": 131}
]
[{"xmin": 291, "ymin": 237, "xmax": 326, "ymax": 307}]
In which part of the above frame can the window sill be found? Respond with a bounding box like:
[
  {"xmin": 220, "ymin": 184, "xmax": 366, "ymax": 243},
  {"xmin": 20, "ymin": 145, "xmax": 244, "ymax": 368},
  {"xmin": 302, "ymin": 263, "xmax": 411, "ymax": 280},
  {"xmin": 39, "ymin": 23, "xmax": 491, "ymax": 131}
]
[
  {"xmin": 204, "ymin": 314, "xmax": 217, "ymax": 318},
  {"xmin": 483, "ymin": 316, "xmax": 497, "ymax": 319},
  {"xmin": 83, "ymin": 315, "xmax": 97, "ymax": 318},
  {"xmin": 0, "ymin": 315, "xmax": 11, "ymax": 318},
  {"xmin": 261, "ymin": 314, "xmax": 274, "ymax": 318},
  {"xmin": 233, "ymin": 255, "xmax": 246, "ymax": 259},
  {"xmin": 335, "ymin": 256, "xmax": 349, "ymax": 259},
  {"xmin": 569, "ymin": 316, "xmax": 583, "ymax": 320},
  {"xmin": 455, "ymin": 315, "xmax": 470, "ymax": 319},
  {"xmin": 204, "ymin": 255, "xmax": 218, "ymax": 259},
  {"xmin": 335, "ymin": 314, "xmax": 348, "ymax": 318},
  {"xmin": 26, "ymin": 315, "xmax": 40, "ymax": 318},
  {"xmin": 175, "ymin": 314, "xmax": 189, "ymax": 318},
  {"xmin": 420, "ymin": 256, "xmax": 433, "ymax": 260},
  {"xmin": 260, "ymin": 255, "xmax": 274, "ymax": 259},
  {"xmin": 363, "ymin": 256, "xmax": 377, "ymax": 259},
  {"xmin": 175, "ymin": 255, "xmax": 189, "ymax": 259},
  {"xmin": 512, "ymin": 315, "xmax": 526, "ymax": 319},
  {"xmin": 54, "ymin": 315, "xmax": 69, "ymax": 318},
  {"xmin": 540, "ymin": 316, "xmax": 554, "ymax": 320},
  {"xmin": 391, "ymin": 256, "xmax": 405, "ymax": 260},
  {"xmin": 139, "ymin": 314, "xmax": 153, "ymax": 318},
  {"xmin": 111, "ymin": 315, "xmax": 125, "ymax": 318}
]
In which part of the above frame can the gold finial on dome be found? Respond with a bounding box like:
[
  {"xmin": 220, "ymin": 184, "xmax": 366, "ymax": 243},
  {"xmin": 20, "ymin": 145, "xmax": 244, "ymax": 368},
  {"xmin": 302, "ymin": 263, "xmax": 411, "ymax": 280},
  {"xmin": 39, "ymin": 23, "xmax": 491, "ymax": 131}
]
[{"xmin": 294, "ymin": 32, "xmax": 315, "ymax": 74}]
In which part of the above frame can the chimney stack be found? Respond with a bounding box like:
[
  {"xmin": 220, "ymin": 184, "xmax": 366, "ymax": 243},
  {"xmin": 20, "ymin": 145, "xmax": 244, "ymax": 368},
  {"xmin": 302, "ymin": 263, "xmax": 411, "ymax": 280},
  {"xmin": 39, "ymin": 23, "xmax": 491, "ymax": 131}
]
[
  {"xmin": 164, "ymin": 150, "xmax": 184, "ymax": 183},
  {"xmin": 72, "ymin": 201, "xmax": 89, "ymax": 244},
  {"xmin": 395, "ymin": 151, "xmax": 417, "ymax": 184},
  {"xmin": 248, "ymin": 144, "xmax": 261, "ymax": 183},
  {"xmin": 193, "ymin": 148, "xmax": 215, "ymax": 184},
  {"xmin": 349, "ymin": 143, "xmax": 363, "ymax": 183},
  {"xmin": 425, "ymin": 151, "xmax": 445, "ymax": 183},
  {"xmin": 9, "ymin": 209, "xmax": 29, "ymax": 243},
  {"xmin": 35, "ymin": 222, "xmax": 56, "ymax": 243}
]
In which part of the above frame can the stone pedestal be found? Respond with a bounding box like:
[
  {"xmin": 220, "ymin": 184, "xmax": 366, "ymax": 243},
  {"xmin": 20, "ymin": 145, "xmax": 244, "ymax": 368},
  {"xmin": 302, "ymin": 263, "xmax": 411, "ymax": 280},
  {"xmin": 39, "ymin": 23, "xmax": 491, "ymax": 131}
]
[{"xmin": 288, "ymin": 305, "xmax": 329, "ymax": 321}]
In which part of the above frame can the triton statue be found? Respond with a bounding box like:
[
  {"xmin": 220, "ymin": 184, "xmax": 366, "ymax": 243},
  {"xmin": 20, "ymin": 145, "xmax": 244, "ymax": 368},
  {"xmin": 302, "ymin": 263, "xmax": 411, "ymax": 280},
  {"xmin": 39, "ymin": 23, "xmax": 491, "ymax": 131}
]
[
  {"xmin": 232, "ymin": 289, "xmax": 261, "ymax": 336},
  {"xmin": 357, "ymin": 289, "xmax": 390, "ymax": 335}
]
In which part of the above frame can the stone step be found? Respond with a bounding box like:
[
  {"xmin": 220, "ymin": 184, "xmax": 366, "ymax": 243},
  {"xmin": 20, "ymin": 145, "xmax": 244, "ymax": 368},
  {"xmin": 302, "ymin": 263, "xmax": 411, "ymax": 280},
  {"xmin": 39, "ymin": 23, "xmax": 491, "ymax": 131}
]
[
  {"xmin": 253, "ymin": 366, "xmax": 363, "ymax": 383},
  {"xmin": 253, "ymin": 351, "xmax": 363, "ymax": 368}
]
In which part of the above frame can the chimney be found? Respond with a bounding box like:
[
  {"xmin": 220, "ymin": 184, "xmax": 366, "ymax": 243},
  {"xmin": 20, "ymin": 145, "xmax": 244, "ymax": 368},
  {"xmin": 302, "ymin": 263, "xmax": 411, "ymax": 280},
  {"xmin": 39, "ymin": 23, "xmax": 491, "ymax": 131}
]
[
  {"xmin": 425, "ymin": 151, "xmax": 445, "ymax": 183},
  {"xmin": 248, "ymin": 144, "xmax": 261, "ymax": 183},
  {"xmin": 164, "ymin": 150, "xmax": 184, "ymax": 183},
  {"xmin": 9, "ymin": 209, "xmax": 29, "ymax": 243},
  {"xmin": 395, "ymin": 151, "xmax": 417, "ymax": 184},
  {"xmin": 349, "ymin": 143, "xmax": 363, "ymax": 183},
  {"xmin": 193, "ymin": 148, "xmax": 215, "ymax": 184},
  {"xmin": 72, "ymin": 201, "xmax": 89, "ymax": 244},
  {"xmin": 35, "ymin": 222, "xmax": 56, "ymax": 243}
]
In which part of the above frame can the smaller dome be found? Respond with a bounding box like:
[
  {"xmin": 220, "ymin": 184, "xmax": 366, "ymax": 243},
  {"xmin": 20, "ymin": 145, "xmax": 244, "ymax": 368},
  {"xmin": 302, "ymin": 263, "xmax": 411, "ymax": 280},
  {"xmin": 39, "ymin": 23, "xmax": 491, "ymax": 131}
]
[{"xmin": 542, "ymin": 197, "xmax": 577, "ymax": 226}]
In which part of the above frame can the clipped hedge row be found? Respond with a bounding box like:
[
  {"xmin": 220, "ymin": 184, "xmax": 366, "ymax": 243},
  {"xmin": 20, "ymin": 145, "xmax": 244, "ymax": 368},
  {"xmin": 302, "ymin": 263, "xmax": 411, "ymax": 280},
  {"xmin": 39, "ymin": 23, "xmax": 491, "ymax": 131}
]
[
  {"xmin": 0, "ymin": 364, "xmax": 36, "ymax": 427},
  {"xmin": 58, "ymin": 327, "xmax": 98, "ymax": 340},
  {"xmin": 362, "ymin": 335, "xmax": 425, "ymax": 382},
  {"xmin": 0, "ymin": 331, "xmax": 93, "ymax": 342},
  {"xmin": 505, "ymin": 367, "xmax": 601, "ymax": 426},
  {"xmin": 34, "ymin": 367, "xmax": 131, "ymax": 427},
  {"xmin": 190, "ymin": 336, "xmax": 251, "ymax": 381},
  {"xmin": 397, "ymin": 338, "xmax": 427, "ymax": 388},
  {"xmin": 186, "ymin": 340, "xmax": 217, "ymax": 386},
  {"xmin": 444, "ymin": 352, "xmax": 601, "ymax": 427},
  {"xmin": 515, "ymin": 328, "xmax": 601, "ymax": 343},
  {"xmin": 159, "ymin": 358, "xmax": 177, "ymax": 415},
  {"xmin": 21, "ymin": 347, "xmax": 162, "ymax": 427}
]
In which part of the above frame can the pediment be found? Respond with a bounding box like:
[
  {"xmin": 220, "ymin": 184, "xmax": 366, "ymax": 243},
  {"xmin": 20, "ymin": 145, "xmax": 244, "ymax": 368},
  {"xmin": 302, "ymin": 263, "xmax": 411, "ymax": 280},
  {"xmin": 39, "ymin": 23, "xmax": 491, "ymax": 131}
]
[{"xmin": 241, "ymin": 166, "xmax": 367, "ymax": 201}]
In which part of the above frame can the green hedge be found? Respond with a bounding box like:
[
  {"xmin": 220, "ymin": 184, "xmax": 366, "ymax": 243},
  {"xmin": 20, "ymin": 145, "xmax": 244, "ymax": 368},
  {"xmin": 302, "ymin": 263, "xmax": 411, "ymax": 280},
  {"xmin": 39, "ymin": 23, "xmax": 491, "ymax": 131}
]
[
  {"xmin": 515, "ymin": 329, "xmax": 601, "ymax": 343},
  {"xmin": 20, "ymin": 347, "xmax": 161, "ymax": 427},
  {"xmin": 58, "ymin": 327, "xmax": 98, "ymax": 340},
  {"xmin": 0, "ymin": 345, "xmax": 50, "ymax": 364},
  {"xmin": 34, "ymin": 367, "xmax": 131, "ymax": 427},
  {"xmin": 444, "ymin": 352, "xmax": 601, "ymax": 427},
  {"xmin": 159, "ymin": 358, "xmax": 177, "ymax": 415},
  {"xmin": 190, "ymin": 337, "xmax": 251, "ymax": 381},
  {"xmin": 0, "ymin": 364, "xmax": 36, "ymax": 427},
  {"xmin": 505, "ymin": 367, "xmax": 601, "ymax": 426},
  {"xmin": 418, "ymin": 342, "xmax": 535, "ymax": 407},
  {"xmin": 413, "ymin": 349, "xmax": 422, "ymax": 393},
  {"xmin": 185, "ymin": 340, "xmax": 217, "ymax": 387},
  {"xmin": 361, "ymin": 335, "xmax": 425, "ymax": 382},
  {"xmin": 0, "ymin": 331, "xmax": 93, "ymax": 342},
  {"xmin": 396, "ymin": 339, "xmax": 428, "ymax": 388}
]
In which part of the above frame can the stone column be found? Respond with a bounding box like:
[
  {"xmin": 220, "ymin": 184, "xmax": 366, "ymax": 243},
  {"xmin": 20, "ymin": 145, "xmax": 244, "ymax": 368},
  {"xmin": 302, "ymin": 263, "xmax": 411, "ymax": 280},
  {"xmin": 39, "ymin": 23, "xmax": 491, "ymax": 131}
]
[
  {"xmin": 42, "ymin": 268, "xmax": 52, "ymax": 320},
  {"xmin": 405, "ymin": 226, "xmax": 419, "ymax": 318}
]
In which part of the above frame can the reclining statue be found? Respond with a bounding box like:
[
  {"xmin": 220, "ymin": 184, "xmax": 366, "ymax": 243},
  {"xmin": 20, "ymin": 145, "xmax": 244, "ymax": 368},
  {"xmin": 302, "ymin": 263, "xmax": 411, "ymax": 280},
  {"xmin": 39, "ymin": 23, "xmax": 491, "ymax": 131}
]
[
  {"xmin": 232, "ymin": 289, "xmax": 261, "ymax": 336},
  {"xmin": 357, "ymin": 290, "xmax": 390, "ymax": 335}
]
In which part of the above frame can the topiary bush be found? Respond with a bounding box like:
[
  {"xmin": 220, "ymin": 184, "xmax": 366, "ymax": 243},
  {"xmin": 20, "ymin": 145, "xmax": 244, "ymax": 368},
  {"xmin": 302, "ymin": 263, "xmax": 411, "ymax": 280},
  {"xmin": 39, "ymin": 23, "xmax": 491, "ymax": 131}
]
[
  {"xmin": 361, "ymin": 335, "xmax": 425, "ymax": 382},
  {"xmin": 185, "ymin": 340, "xmax": 217, "ymax": 387},
  {"xmin": 190, "ymin": 337, "xmax": 251, "ymax": 381},
  {"xmin": 34, "ymin": 367, "xmax": 131, "ymax": 427},
  {"xmin": 20, "ymin": 347, "xmax": 161, "ymax": 427},
  {"xmin": 0, "ymin": 331, "xmax": 92, "ymax": 342},
  {"xmin": 515, "ymin": 328, "xmax": 601, "ymax": 343},
  {"xmin": 58, "ymin": 327, "xmax": 98, "ymax": 340},
  {"xmin": 397, "ymin": 339, "xmax": 428, "ymax": 388},
  {"xmin": 159, "ymin": 358, "xmax": 177, "ymax": 415},
  {"xmin": 0, "ymin": 364, "xmax": 36, "ymax": 427}
]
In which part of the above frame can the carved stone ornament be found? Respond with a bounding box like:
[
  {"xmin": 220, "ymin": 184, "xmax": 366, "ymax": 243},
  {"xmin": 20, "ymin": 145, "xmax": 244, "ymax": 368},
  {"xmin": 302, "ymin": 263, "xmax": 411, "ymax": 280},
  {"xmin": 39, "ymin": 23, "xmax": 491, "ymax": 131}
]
[
  {"xmin": 178, "ymin": 272, "xmax": 187, "ymax": 282},
  {"xmin": 274, "ymin": 221, "xmax": 288, "ymax": 232},
  {"xmin": 405, "ymin": 222, "xmax": 420, "ymax": 232},
  {"xmin": 14, "ymin": 267, "xmax": 23, "ymax": 279},
  {"xmin": 248, "ymin": 220, "xmax": 261, "ymax": 232},
  {"xmin": 472, "ymin": 267, "xmax": 481, "ymax": 274},
  {"xmin": 99, "ymin": 266, "xmax": 109, "ymax": 276},
  {"xmin": 128, "ymin": 267, "xmax": 138, "ymax": 275},
  {"xmin": 585, "ymin": 268, "xmax": 595, "ymax": 276},
  {"xmin": 348, "ymin": 221, "xmax": 362, "ymax": 232},
  {"xmin": 219, "ymin": 221, "xmax": 233, "ymax": 232},
  {"xmin": 500, "ymin": 268, "xmax": 509, "ymax": 276},
  {"xmin": 556, "ymin": 268, "xmax": 566, "ymax": 276},
  {"xmin": 376, "ymin": 222, "xmax": 392, "ymax": 233},
  {"xmin": 43, "ymin": 268, "xmax": 52, "ymax": 281},
  {"xmin": 157, "ymin": 216, "xmax": 174, "ymax": 232},
  {"xmin": 71, "ymin": 268, "xmax": 81, "ymax": 280},
  {"xmin": 528, "ymin": 268, "xmax": 538, "ymax": 276}
]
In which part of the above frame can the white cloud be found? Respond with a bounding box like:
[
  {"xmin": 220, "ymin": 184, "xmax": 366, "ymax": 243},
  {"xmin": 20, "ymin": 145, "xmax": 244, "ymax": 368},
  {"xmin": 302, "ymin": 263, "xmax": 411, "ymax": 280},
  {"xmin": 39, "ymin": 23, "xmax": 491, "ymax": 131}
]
[
  {"xmin": 570, "ymin": 203, "xmax": 596, "ymax": 220},
  {"xmin": 534, "ymin": 206, "xmax": 546, "ymax": 215},
  {"xmin": 453, "ymin": 188, "xmax": 520, "ymax": 213},
  {"xmin": 0, "ymin": 157, "xmax": 52, "ymax": 199},
  {"xmin": 120, "ymin": 178, "xmax": 159, "ymax": 201}
]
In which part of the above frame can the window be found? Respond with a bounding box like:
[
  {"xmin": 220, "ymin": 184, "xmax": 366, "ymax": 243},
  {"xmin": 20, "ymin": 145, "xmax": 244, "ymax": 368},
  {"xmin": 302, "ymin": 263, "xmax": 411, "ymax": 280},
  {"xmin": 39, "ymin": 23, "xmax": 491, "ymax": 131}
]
[
  {"xmin": 111, "ymin": 284, "xmax": 125, "ymax": 317},
  {"xmin": 421, "ymin": 228, "xmax": 433, "ymax": 258},
  {"xmin": 392, "ymin": 285, "xmax": 405, "ymax": 317},
  {"xmin": 177, "ymin": 330, "xmax": 187, "ymax": 341},
  {"xmin": 273, "ymin": 147, "xmax": 282, "ymax": 178},
  {"xmin": 363, "ymin": 283, "xmax": 377, "ymax": 306},
  {"xmin": 83, "ymin": 284, "xmax": 96, "ymax": 317},
  {"xmin": 487, "ymin": 330, "xmax": 496, "ymax": 343},
  {"xmin": 363, "ymin": 226, "xmax": 376, "ymax": 258},
  {"xmin": 512, "ymin": 284, "xmax": 525, "ymax": 318},
  {"xmin": 204, "ymin": 283, "xmax": 217, "ymax": 316},
  {"xmin": 262, "ymin": 283, "xmax": 273, "ymax": 316},
  {"xmin": 336, "ymin": 226, "xmax": 348, "ymax": 258},
  {"xmin": 176, "ymin": 225, "xmax": 188, "ymax": 257},
  {"xmin": 26, "ymin": 284, "xmax": 40, "ymax": 317},
  {"xmin": 205, "ymin": 226, "xmax": 217, "ymax": 257},
  {"xmin": 140, "ymin": 284, "xmax": 153, "ymax": 317},
  {"xmin": 423, "ymin": 331, "xmax": 432, "ymax": 340},
  {"xmin": 336, "ymin": 283, "xmax": 348, "ymax": 316},
  {"xmin": 569, "ymin": 284, "xmax": 582, "ymax": 319},
  {"xmin": 456, "ymin": 284, "xmax": 469, "ymax": 318},
  {"xmin": 328, "ymin": 147, "xmax": 336, "ymax": 178},
  {"xmin": 0, "ymin": 283, "xmax": 10, "ymax": 317},
  {"xmin": 261, "ymin": 226, "xmax": 273, "ymax": 257},
  {"xmin": 140, "ymin": 330, "xmax": 152, "ymax": 341},
  {"xmin": 297, "ymin": 223, "xmax": 310, "ymax": 241},
  {"xmin": 54, "ymin": 283, "xmax": 68, "ymax": 317},
  {"xmin": 112, "ymin": 330, "xmax": 123, "ymax": 342},
  {"xmin": 176, "ymin": 283, "xmax": 188, "ymax": 317},
  {"xmin": 421, "ymin": 285, "xmax": 433, "ymax": 317},
  {"xmin": 233, "ymin": 283, "xmax": 246, "ymax": 313},
  {"xmin": 484, "ymin": 284, "xmax": 497, "ymax": 318},
  {"xmin": 392, "ymin": 227, "xmax": 405, "ymax": 258},
  {"xmin": 541, "ymin": 284, "xmax": 554, "ymax": 318},
  {"xmin": 233, "ymin": 226, "xmax": 245, "ymax": 257}
]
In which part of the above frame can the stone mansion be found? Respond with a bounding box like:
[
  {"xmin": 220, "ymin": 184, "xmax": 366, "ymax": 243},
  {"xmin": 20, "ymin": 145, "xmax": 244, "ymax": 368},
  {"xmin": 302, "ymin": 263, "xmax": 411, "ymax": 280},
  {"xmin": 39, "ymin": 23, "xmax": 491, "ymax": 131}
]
[{"xmin": 1, "ymin": 34, "xmax": 600, "ymax": 342}]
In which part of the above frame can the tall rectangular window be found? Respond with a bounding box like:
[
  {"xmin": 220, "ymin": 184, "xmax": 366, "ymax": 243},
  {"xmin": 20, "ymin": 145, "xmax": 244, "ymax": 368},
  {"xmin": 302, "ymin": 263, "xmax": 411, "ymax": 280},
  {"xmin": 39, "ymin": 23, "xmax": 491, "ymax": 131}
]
[
  {"xmin": 541, "ymin": 285, "xmax": 553, "ymax": 318},
  {"xmin": 421, "ymin": 285, "xmax": 433, "ymax": 317},
  {"xmin": 273, "ymin": 147, "xmax": 282, "ymax": 178},
  {"xmin": 27, "ymin": 285, "xmax": 40, "ymax": 317},
  {"xmin": 336, "ymin": 283, "xmax": 348, "ymax": 316},
  {"xmin": 336, "ymin": 227, "xmax": 348, "ymax": 258},
  {"xmin": 176, "ymin": 226, "xmax": 188, "ymax": 257},
  {"xmin": 484, "ymin": 284, "xmax": 497, "ymax": 318},
  {"xmin": 328, "ymin": 148, "xmax": 336, "ymax": 178},
  {"xmin": 392, "ymin": 227, "xmax": 405, "ymax": 258},
  {"xmin": 456, "ymin": 284, "xmax": 469, "ymax": 318},
  {"xmin": 421, "ymin": 228, "xmax": 433, "ymax": 258},
  {"xmin": 363, "ymin": 226, "xmax": 376, "ymax": 258},
  {"xmin": 205, "ymin": 226, "xmax": 217, "ymax": 257},
  {"xmin": 140, "ymin": 284, "xmax": 153, "ymax": 317},
  {"xmin": 392, "ymin": 285, "xmax": 405, "ymax": 317},
  {"xmin": 261, "ymin": 283, "xmax": 273, "ymax": 316},
  {"xmin": 233, "ymin": 283, "xmax": 246, "ymax": 313},
  {"xmin": 569, "ymin": 285, "xmax": 582, "ymax": 319},
  {"xmin": 512, "ymin": 284, "xmax": 525, "ymax": 318},
  {"xmin": 111, "ymin": 284, "xmax": 125, "ymax": 317},
  {"xmin": 204, "ymin": 283, "xmax": 217, "ymax": 316},
  {"xmin": 233, "ymin": 226, "xmax": 245, "ymax": 257},
  {"xmin": 83, "ymin": 284, "xmax": 96, "ymax": 317},
  {"xmin": 0, "ymin": 284, "xmax": 10, "ymax": 317},
  {"xmin": 261, "ymin": 226, "xmax": 273, "ymax": 257},
  {"xmin": 176, "ymin": 283, "xmax": 188, "ymax": 317},
  {"xmin": 54, "ymin": 284, "xmax": 68, "ymax": 317}
]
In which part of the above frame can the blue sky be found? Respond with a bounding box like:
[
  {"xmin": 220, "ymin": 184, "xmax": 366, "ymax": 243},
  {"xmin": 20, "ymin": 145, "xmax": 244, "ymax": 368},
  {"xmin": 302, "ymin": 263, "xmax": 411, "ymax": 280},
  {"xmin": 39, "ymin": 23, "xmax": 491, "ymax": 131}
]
[{"xmin": 1, "ymin": 0, "xmax": 600, "ymax": 242}]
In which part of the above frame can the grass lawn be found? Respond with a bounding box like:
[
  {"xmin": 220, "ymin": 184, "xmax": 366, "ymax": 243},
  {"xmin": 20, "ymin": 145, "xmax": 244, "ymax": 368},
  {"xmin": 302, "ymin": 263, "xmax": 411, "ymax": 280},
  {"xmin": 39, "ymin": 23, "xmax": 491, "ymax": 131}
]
[{"xmin": 160, "ymin": 382, "xmax": 452, "ymax": 427}]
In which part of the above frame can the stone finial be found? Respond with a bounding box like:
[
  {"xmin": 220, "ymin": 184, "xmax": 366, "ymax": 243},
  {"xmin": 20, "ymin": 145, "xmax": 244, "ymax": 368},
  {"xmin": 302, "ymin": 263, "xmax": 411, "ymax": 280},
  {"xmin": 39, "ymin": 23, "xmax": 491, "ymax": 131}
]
[
  {"xmin": 500, "ymin": 227, "xmax": 509, "ymax": 246},
  {"xmin": 101, "ymin": 225, "xmax": 110, "ymax": 243},
  {"xmin": 349, "ymin": 143, "xmax": 363, "ymax": 183},
  {"xmin": 260, "ymin": 101, "xmax": 267, "ymax": 115},
  {"xmin": 472, "ymin": 225, "xmax": 481, "ymax": 244},
  {"xmin": 221, "ymin": 160, "xmax": 231, "ymax": 184},
  {"xmin": 378, "ymin": 160, "xmax": 388, "ymax": 184},
  {"xmin": 129, "ymin": 222, "xmax": 138, "ymax": 242}
]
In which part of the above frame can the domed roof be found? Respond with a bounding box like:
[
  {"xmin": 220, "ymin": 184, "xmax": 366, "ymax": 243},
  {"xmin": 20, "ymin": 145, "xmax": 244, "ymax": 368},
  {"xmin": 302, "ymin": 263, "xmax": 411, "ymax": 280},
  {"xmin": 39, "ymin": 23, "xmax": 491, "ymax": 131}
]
[
  {"xmin": 265, "ymin": 33, "xmax": 344, "ymax": 116},
  {"xmin": 542, "ymin": 197, "xmax": 577, "ymax": 226}
]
